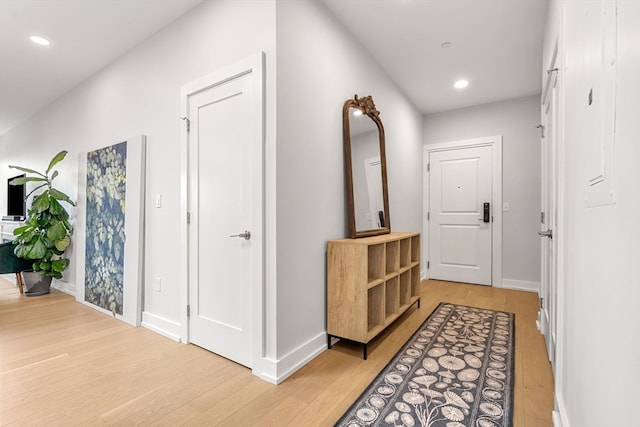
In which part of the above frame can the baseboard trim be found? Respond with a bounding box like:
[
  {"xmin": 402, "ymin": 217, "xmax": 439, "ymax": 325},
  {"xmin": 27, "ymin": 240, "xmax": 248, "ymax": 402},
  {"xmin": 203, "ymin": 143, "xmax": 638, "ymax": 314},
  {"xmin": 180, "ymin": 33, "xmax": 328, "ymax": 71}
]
[
  {"xmin": 254, "ymin": 332, "xmax": 327, "ymax": 385},
  {"xmin": 141, "ymin": 312, "xmax": 181, "ymax": 342},
  {"xmin": 52, "ymin": 279, "xmax": 76, "ymax": 296},
  {"xmin": 501, "ymin": 278, "xmax": 539, "ymax": 293},
  {"xmin": 553, "ymin": 392, "xmax": 570, "ymax": 427},
  {"xmin": 552, "ymin": 411, "xmax": 563, "ymax": 427}
]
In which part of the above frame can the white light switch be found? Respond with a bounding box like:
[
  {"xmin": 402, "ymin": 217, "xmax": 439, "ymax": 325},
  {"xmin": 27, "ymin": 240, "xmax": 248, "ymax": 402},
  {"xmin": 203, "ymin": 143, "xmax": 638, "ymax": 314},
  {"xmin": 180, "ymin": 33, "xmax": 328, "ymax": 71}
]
[
  {"xmin": 154, "ymin": 277, "xmax": 161, "ymax": 292},
  {"xmin": 155, "ymin": 194, "xmax": 162, "ymax": 208},
  {"xmin": 503, "ymin": 202, "xmax": 510, "ymax": 212}
]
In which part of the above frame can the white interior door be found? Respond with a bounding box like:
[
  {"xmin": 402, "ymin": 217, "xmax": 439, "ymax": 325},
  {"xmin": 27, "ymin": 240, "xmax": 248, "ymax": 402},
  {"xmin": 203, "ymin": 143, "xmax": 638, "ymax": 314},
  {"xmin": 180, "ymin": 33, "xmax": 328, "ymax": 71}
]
[
  {"xmin": 540, "ymin": 65, "xmax": 559, "ymax": 370},
  {"xmin": 186, "ymin": 64, "xmax": 259, "ymax": 368},
  {"xmin": 364, "ymin": 157, "xmax": 384, "ymax": 228},
  {"xmin": 428, "ymin": 146, "xmax": 493, "ymax": 285}
]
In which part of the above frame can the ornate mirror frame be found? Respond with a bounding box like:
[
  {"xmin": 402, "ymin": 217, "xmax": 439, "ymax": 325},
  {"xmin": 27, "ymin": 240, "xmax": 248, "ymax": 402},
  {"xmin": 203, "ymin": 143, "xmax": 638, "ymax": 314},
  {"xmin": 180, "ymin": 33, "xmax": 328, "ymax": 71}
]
[{"xmin": 343, "ymin": 94, "xmax": 391, "ymax": 239}]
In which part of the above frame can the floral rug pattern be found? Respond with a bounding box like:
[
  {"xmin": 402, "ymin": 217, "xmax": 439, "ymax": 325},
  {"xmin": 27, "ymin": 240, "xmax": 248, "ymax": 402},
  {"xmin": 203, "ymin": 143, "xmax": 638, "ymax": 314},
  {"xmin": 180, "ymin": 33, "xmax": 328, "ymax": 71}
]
[{"xmin": 336, "ymin": 303, "xmax": 515, "ymax": 427}]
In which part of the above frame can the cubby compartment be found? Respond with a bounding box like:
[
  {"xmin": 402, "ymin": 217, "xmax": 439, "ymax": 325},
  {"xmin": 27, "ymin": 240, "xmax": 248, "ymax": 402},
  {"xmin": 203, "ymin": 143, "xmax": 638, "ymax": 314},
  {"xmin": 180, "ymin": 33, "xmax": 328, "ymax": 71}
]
[
  {"xmin": 385, "ymin": 240, "xmax": 399, "ymax": 275},
  {"xmin": 399, "ymin": 270, "xmax": 411, "ymax": 308},
  {"xmin": 411, "ymin": 265, "xmax": 421, "ymax": 298},
  {"xmin": 368, "ymin": 243, "xmax": 385, "ymax": 282},
  {"xmin": 385, "ymin": 277, "xmax": 399, "ymax": 319},
  {"xmin": 411, "ymin": 236, "xmax": 420, "ymax": 263},
  {"xmin": 368, "ymin": 284, "xmax": 385, "ymax": 332},
  {"xmin": 400, "ymin": 238, "xmax": 411, "ymax": 268}
]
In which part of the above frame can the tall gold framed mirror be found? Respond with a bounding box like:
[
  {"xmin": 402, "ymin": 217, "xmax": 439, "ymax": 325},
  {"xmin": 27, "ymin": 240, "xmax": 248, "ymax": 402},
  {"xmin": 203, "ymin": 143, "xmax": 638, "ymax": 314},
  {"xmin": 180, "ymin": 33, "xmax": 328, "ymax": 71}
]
[{"xmin": 343, "ymin": 95, "xmax": 390, "ymax": 238}]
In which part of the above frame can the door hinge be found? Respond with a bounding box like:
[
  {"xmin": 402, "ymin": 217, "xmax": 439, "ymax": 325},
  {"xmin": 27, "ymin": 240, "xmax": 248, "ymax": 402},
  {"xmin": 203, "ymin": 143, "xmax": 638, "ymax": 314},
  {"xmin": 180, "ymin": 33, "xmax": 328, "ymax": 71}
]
[
  {"xmin": 187, "ymin": 212, "xmax": 191, "ymax": 224},
  {"xmin": 187, "ymin": 305, "xmax": 191, "ymax": 317},
  {"xmin": 427, "ymin": 163, "xmax": 430, "ymax": 172},
  {"xmin": 181, "ymin": 116, "xmax": 191, "ymax": 132},
  {"xmin": 541, "ymin": 212, "xmax": 545, "ymax": 224},
  {"xmin": 427, "ymin": 261, "xmax": 430, "ymax": 269},
  {"xmin": 540, "ymin": 297, "xmax": 544, "ymax": 308},
  {"xmin": 427, "ymin": 212, "xmax": 430, "ymax": 221}
]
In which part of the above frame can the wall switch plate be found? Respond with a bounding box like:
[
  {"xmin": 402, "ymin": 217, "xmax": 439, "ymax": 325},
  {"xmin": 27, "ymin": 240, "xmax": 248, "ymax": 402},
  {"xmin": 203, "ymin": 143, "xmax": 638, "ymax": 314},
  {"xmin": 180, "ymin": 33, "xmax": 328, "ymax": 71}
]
[
  {"xmin": 155, "ymin": 194, "xmax": 162, "ymax": 208},
  {"xmin": 154, "ymin": 277, "xmax": 161, "ymax": 292},
  {"xmin": 503, "ymin": 202, "xmax": 510, "ymax": 212}
]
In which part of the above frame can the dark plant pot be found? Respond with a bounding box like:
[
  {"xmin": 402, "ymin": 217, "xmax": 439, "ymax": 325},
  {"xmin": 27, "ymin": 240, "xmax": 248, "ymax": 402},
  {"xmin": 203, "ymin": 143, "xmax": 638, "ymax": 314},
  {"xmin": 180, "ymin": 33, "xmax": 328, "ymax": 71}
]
[{"xmin": 21, "ymin": 270, "xmax": 53, "ymax": 296}]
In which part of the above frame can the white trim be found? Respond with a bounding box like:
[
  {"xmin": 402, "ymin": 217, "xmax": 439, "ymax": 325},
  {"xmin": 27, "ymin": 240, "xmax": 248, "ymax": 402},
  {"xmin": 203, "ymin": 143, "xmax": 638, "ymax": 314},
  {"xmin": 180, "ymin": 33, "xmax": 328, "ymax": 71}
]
[
  {"xmin": 553, "ymin": 391, "xmax": 570, "ymax": 427},
  {"xmin": 255, "ymin": 332, "xmax": 327, "ymax": 385},
  {"xmin": 180, "ymin": 52, "xmax": 266, "ymax": 379},
  {"xmin": 141, "ymin": 312, "xmax": 181, "ymax": 342},
  {"xmin": 52, "ymin": 279, "xmax": 76, "ymax": 296},
  {"xmin": 501, "ymin": 279, "xmax": 539, "ymax": 293},
  {"xmin": 552, "ymin": 412, "xmax": 564, "ymax": 427},
  {"xmin": 554, "ymin": 21, "xmax": 568, "ymax": 425},
  {"xmin": 423, "ymin": 136, "xmax": 503, "ymax": 287}
]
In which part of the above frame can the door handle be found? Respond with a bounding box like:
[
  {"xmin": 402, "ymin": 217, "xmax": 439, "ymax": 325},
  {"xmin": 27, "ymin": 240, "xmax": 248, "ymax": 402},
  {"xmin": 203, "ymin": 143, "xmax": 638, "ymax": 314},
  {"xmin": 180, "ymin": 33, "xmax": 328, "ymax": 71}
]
[
  {"xmin": 538, "ymin": 229, "xmax": 553, "ymax": 239},
  {"xmin": 229, "ymin": 230, "xmax": 251, "ymax": 240}
]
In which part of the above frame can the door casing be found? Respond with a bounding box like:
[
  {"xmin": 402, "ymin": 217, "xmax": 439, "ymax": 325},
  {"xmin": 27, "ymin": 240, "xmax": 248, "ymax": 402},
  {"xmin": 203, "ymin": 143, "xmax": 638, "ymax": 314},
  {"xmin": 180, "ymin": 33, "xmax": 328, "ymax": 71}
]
[
  {"xmin": 423, "ymin": 136, "xmax": 503, "ymax": 287},
  {"xmin": 179, "ymin": 52, "xmax": 265, "ymax": 376}
]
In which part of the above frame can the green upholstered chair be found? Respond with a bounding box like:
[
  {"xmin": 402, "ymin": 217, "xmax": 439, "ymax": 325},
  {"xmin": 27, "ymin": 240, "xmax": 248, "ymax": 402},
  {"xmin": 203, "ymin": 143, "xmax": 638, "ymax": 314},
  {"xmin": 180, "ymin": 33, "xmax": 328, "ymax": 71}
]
[{"xmin": 0, "ymin": 240, "xmax": 32, "ymax": 294}]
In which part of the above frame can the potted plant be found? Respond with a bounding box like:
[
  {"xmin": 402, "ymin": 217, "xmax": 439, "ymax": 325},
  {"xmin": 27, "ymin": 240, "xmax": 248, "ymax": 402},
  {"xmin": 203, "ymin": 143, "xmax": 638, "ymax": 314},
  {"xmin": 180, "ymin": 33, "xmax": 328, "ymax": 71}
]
[{"xmin": 9, "ymin": 150, "xmax": 75, "ymax": 296}]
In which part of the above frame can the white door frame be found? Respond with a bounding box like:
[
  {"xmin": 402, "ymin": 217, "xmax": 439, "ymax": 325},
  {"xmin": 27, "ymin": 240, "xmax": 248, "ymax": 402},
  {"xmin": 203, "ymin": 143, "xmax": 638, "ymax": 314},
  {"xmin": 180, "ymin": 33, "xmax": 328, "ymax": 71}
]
[
  {"xmin": 543, "ymin": 37, "xmax": 567, "ymax": 404},
  {"xmin": 423, "ymin": 136, "xmax": 503, "ymax": 286},
  {"xmin": 540, "ymin": 44, "xmax": 560, "ymax": 370},
  {"xmin": 364, "ymin": 156, "xmax": 383, "ymax": 228},
  {"xmin": 179, "ymin": 52, "xmax": 265, "ymax": 376}
]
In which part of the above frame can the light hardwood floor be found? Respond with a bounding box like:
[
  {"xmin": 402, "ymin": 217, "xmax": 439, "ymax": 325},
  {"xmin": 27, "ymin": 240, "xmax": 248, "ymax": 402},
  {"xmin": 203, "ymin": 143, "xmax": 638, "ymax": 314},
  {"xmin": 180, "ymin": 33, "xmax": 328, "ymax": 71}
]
[{"xmin": 0, "ymin": 277, "xmax": 553, "ymax": 426}]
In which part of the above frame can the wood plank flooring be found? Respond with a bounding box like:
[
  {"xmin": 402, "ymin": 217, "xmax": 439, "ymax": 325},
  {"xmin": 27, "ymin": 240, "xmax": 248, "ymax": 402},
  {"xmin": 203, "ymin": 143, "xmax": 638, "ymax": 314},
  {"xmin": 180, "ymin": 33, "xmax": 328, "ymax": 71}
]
[{"xmin": 0, "ymin": 277, "xmax": 553, "ymax": 426}]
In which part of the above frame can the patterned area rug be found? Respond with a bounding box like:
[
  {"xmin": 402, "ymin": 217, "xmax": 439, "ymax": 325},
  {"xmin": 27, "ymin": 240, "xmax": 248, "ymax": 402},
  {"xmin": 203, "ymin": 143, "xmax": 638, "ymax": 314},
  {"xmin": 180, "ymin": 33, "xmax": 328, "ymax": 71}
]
[{"xmin": 335, "ymin": 303, "xmax": 515, "ymax": 427}]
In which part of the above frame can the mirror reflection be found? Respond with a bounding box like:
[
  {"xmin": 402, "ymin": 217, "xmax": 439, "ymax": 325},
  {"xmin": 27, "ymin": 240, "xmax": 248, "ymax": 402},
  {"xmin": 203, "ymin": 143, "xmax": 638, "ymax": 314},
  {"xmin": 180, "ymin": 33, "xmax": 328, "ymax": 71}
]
[
  {"xmin": 343, "ymin": 95, "xmax": 390, "ymax": 238},
  {"xmin": 349, "ymin": 108, "xmax": 385, "ymax": 231}
]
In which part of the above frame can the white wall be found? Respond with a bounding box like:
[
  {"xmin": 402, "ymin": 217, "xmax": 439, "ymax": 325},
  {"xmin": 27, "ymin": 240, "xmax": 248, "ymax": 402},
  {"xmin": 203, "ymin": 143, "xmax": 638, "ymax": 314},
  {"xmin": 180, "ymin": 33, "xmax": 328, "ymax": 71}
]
[
  {"xmin": 0, "ymin": 0, "xmax": 277, "ymax": 345},
  {"xmin": 275, "ymin": 0, "xmax": 424, "ymax": 359},
  {"xmin": 547, "ymin": 1, "xmax": 640, "ymax": 426},
  {"xmin": 0, "ymin": 0, "xmax": 424, "ymax": 381},
  {"xmin": 423, "ymin": 96, "xmax": 542, "ymax": 288}
]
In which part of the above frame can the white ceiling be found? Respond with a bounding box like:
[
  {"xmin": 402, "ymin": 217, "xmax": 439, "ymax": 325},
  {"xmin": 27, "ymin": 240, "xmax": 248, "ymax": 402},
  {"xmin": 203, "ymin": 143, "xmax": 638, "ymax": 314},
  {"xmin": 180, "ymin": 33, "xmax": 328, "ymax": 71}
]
[
  {"xmin": 0, "ymin": 0, "xmax": 202, "ymax": 135},
  {"xmin": 321, "ymin": 0, "xmax": 549, "ymax": 114},
  {"xmin": 0, "ymin": 0, "xmax": 549, "ymax": 136}
]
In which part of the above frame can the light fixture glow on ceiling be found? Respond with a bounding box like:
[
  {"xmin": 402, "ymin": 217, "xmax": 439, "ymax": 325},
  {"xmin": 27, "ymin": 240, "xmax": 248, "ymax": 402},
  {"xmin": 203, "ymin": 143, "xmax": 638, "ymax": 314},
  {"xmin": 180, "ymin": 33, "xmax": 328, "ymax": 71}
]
[
  {"xmin": 30, "ymin": 36, "xmax": 50, "ymax": 46},
  {"xmin": 454, "ymin": 79, "xmax": 469, "ymax": 89}
]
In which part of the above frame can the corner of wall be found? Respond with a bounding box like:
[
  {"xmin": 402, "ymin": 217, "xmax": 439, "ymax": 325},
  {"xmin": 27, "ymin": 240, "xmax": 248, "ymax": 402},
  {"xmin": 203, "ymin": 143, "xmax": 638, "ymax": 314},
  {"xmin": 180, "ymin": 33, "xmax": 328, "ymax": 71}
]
[
  {"xmin": 253, "ymin": 331, "xmax": 327, "ymax": 384},
  {"xmin": 500, "ymin": 278, "xmax": 540, "ymax": 293},
  {"xmin": 141, "ymin": 312, "xmax": 182, "ymax": 342},
  {"xmin": 52, "ymin": 279, "xmax": 76, "ymax": 296},
  {"xmin": 553, "ymin": 391, "xmax": 570, "ymax": 427}
]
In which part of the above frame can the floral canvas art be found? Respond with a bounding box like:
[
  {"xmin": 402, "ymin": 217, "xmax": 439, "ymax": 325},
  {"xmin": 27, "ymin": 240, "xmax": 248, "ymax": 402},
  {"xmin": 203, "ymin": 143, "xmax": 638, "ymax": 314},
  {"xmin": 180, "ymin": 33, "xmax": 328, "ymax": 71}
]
[{"xmin": 84, "ymin": 141, "xmax": 127, "ymax": 315}]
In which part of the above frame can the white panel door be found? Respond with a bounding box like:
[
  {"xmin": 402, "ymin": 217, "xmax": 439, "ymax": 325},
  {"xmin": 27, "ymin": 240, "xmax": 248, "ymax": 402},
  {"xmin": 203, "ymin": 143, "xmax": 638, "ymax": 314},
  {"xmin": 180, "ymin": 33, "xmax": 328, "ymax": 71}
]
[
  {"xmin": 364, "ymin": 157, "xmax": 384, "ymax": 228},
  {"xmin": 429, "ymin": 146, "xmax": 493, "ymax": 285},
  {"xmin": 187, "ymin": 69, "xmax": 256, "ymax": 368}
]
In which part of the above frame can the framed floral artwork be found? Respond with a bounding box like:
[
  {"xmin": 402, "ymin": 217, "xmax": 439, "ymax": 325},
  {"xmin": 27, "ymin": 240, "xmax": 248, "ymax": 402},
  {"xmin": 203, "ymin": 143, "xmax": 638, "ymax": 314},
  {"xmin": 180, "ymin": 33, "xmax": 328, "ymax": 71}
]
[{"xmin": 75, "ymin": 136, "xmax": 146, "ymax": 326}]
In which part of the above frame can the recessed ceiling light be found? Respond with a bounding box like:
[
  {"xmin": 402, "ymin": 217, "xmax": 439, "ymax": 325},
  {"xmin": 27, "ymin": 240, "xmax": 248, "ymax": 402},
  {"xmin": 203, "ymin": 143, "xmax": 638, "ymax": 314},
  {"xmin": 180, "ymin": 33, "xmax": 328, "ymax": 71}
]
[
  {"xmin": 441, "ymin": 42, "xmax": 452, "ymax": 48},
  {"xmin": 30, "ymin": 36, "xmax": 50, "ymax": 46},
  {"xmin": 454, "ymin": 79, "xmax": 469, "ymax": 89}
]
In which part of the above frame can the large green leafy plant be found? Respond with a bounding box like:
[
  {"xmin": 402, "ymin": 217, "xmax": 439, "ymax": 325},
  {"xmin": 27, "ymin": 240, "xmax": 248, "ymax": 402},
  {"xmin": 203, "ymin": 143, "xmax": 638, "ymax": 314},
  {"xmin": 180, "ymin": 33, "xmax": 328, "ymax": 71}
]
[{"xmin": 9, "ymin": 151, "xmax": 75, "ymax": 279}]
